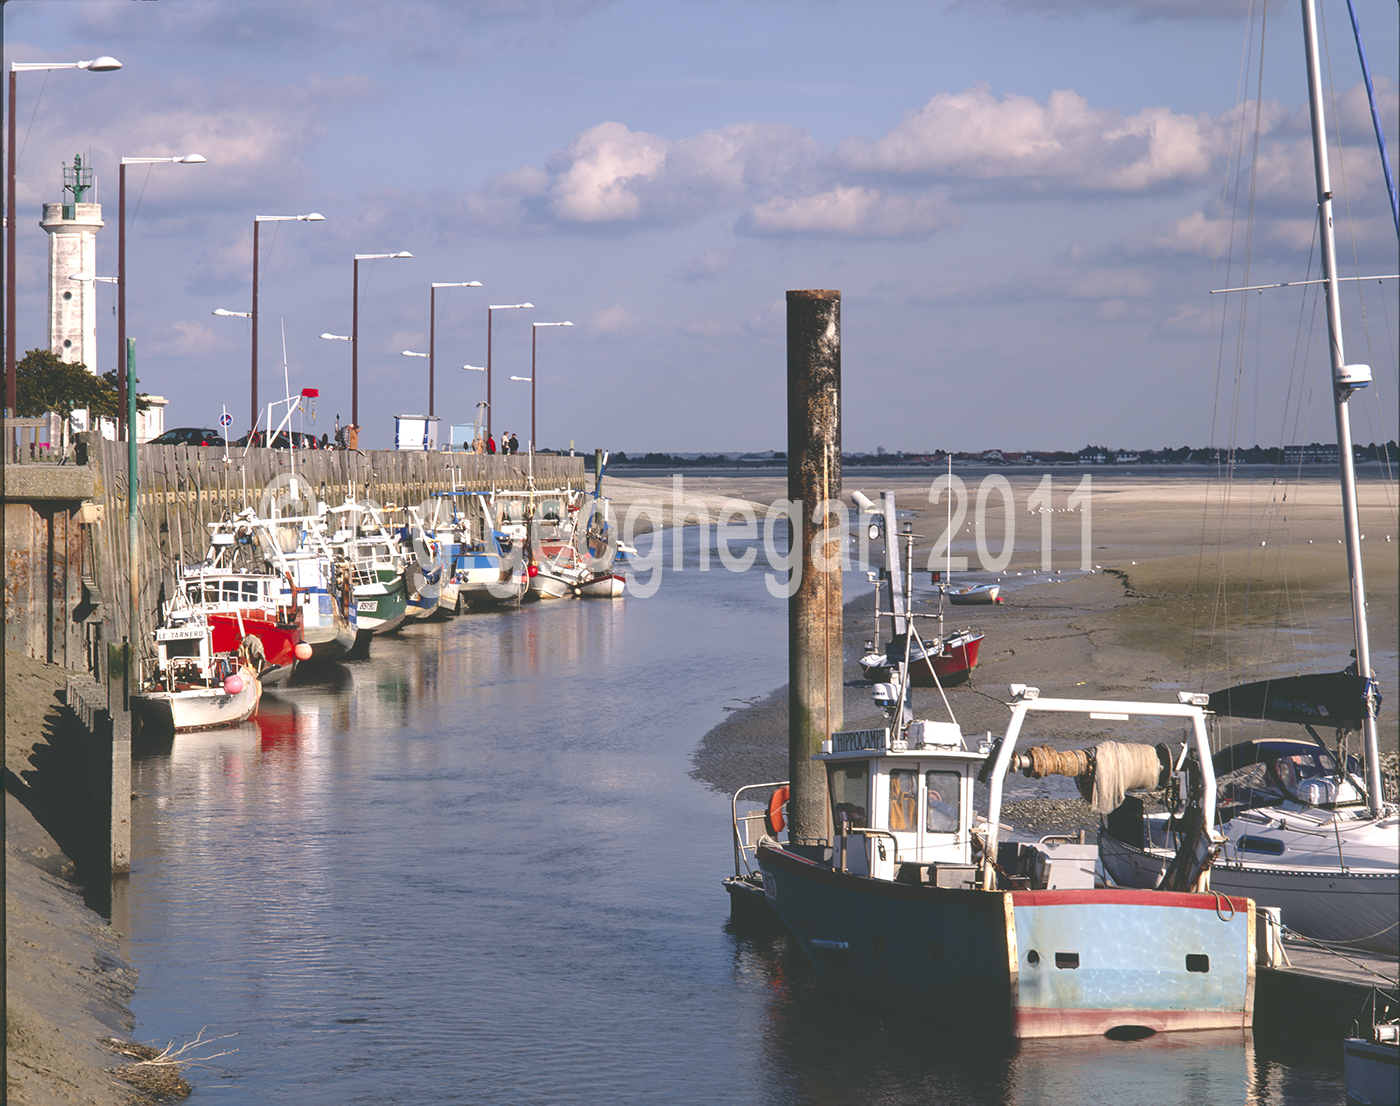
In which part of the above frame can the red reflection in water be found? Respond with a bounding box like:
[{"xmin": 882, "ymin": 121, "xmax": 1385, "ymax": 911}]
[{"xmin": 255, "ymin": 695, "xmax": 301, "ymax": 749}]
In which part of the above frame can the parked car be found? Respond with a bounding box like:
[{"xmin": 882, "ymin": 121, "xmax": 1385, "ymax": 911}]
[
  {"xmin": 235, "ymin": 429, "xmax": 324, "ymax": 449},
  {"xmin": 149, "ymin": 427, "xmax": 227, "ymax": 446}
]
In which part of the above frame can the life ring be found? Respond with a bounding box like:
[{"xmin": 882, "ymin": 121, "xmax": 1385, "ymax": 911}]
[{"xmin": 766, "ymin": 787, "xmax": 790, "ymax": 835}]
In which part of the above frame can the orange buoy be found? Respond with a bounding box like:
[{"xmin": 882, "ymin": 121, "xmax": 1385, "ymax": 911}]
[{"xmin": 766, "ymin": 786, "xmax": 790, "ymax": 835}]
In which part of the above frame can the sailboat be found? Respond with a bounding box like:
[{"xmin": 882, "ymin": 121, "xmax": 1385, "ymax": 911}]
[{"xmin": 1098, "ymin": 0, "xmax": 1397, "ymax": 956}]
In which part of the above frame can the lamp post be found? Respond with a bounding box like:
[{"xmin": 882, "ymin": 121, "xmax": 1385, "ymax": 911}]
[
  {"xmin": 118, "ymin": 153, "xmax": 206, "ymax": 440},
  {"xmin": 7, "ymin": 56, "xmax": 121, "ymax": 413},
  {"xmin": 345, "ymin": 251, "xmax": 412, "ymax": 428},
  {"xmin": 525, "ymin": 321, "xmax": 573, "ymax": 453},
  {"xmin": 486, "ymin": 302, "xmax": 532, "ymax": 440},
  {"xmin": 244, "ymin": 213, "xmax": 324, "ymax": 434},
  {"xmin": 419, "ymin": 281, "xmax": 483, "ymax": 417}
]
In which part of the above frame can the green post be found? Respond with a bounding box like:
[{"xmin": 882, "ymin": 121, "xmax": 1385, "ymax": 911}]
[{"xmin": 127, "ymin": 339, "xmax": 139, "ymax": 659}]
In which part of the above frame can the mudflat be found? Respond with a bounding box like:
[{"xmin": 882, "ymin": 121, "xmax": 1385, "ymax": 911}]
[{"xmin": 663, "ymin": 467, "xmax": 1397, "ymax": 813}]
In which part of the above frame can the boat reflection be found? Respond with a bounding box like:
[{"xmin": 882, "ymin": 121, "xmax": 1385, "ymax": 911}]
[{"xmin": 724, "ymin": 929, "xmax": 1339, "ymax": 1106}]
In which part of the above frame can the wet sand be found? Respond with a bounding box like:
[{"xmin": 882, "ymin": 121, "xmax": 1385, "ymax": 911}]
[
  {"xmin": 5, "ymin": 652, "xmax": 141, "ymax": 1105},
  {"xmin": 664, "ymin": 468, "xmax": 1398, "ymax": 822}
]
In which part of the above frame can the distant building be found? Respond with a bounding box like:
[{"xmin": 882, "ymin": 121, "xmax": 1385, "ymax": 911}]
[{"xmin": 1283, "ymin": 443, "xmax": 1338, "ymax": 464}]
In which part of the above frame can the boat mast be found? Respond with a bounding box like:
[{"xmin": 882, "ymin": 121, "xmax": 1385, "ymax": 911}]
[{"xmin": 1300, "ymin": 0, "xmax": 1383, "ymax": 816}]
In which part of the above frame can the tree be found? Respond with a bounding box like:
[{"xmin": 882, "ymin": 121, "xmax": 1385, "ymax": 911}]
[{"xmin": 14, "ymin": 348, "xmax": 150, "ymax": 420}]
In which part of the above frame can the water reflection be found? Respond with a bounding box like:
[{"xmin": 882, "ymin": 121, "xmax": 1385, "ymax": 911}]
[{"xmin": 116, "ymin": 524, "xmax": 1345, "ymax": 1105}]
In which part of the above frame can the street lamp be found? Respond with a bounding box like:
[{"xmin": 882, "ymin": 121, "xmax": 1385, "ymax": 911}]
[
  {"xmin": 212, "ymin": 308, "xmax": 251, "ymax": 317},
  {"xmin": 242, "ymin": 213, "xmax": 325, "ymax": 434},
  {"xmin": 486, "ymin": 302, "xmax": 532, "ymax": 440},
  {"xmin": 117, "ymin": 153, "xmax": 206, "ymax": 439},
  {"xmin": 525, "ymin": 321, "xmax": 573, "ymax": 452},
  {"xmin": 418, "ymin": 281, "xmax": 483, "ymax": 418},
  {"xmin": 7, "ymin": 56, "xmax": 122, "ymax": 413},
  {"xmin": 345, "ymin": 251, "xmax": 412, "ymax": 427}
]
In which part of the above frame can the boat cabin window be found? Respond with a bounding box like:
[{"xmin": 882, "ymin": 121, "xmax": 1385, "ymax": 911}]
[
  {"xmin": 889, "ymin": 769, "xmax": 917, "ymax": 831},
  {"xmin": 243, "ymin": 580, "xmax": 260, "ymax": 599},
  {"xmin": 926, "ymin": 770, "xmax": 961, "ymax": 834},
  {"xmin": 828, "ymin": 762, "xmax": 869, "ymax": 830},
  {"xmin": 189, "ymin": 583, "xmax": 220, "ymax": 605}
]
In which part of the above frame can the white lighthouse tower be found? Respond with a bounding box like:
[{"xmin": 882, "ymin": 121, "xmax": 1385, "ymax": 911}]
[
  {"xmin": 40, "ymin": 155, "xmax": 166, "ymax": 440},
  {"xmin": 41, "ymin": 154, "xmax": 102, "ymax": 368}
]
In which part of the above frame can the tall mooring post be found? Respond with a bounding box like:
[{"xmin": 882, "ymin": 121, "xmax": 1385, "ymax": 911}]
[{"xmin": 786, "ymin": 289, "xmax": 842, "ymax": 845}]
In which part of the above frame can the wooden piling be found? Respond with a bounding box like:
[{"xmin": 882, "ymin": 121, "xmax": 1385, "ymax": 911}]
[{"xmin": 786, "ymin": 289, "xmax": 842, "ymax": 845}]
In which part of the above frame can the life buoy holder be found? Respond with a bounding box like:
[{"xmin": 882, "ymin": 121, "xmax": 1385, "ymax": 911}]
[{"xmin": 766, "ymin": 787, "xmax": 790, "ymax": 835}]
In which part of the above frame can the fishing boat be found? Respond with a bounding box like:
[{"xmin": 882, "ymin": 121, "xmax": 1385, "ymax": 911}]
[
  {"xmin": 323, "ymin": 498, "xmax": 410, "ymax": 638},
  {"xmin": 178, "ymin": 566, "xmax": 301, "ymax": 685},
  {"xmin": 571, "ymin": 451, "xmax": 626, "ymax": 598},
  {"xmin": 131, "ymin": 608, "xmax": 262, "ymax": 733},
  {"xmin": 399, "ymin": 507, "xmax": 444, "ymax": 622},
  {"xmin": 1345, "ymin": 996, "xmax": 1399, "ymax": 1106},
  {"xmin": 730, "ymin": 522, "xmax": 1257, "ymax": 1039},
  {"xmin": 947, "ymin": 583, "xmax": 1001, "ymax": 605},
  {"xmin": 1098, "ymin": 0, "xmax": 1397, "ymax": 955},
  {"xmin": 432, "ymin": 491, "xmax": 527, "ymax": 609},
  {"xmin": 857, "ymin": 492, "xmax": 982, "ymax": 686},
  {"xmin": 577, "ymin": 571, "xmax": 626, "ymax": 599},
  {"xmin": 195, "ymin": 508, "xmax": 356, "ymax": 667},
  {"xmin": 526, "ymin": 540, "xmax": 585, "ymax": 600}
]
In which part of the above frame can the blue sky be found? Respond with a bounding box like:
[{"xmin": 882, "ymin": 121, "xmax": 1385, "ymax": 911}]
[{"xmin": 6, "ymin": 0, "xmax": 1397, "ymax": 452}]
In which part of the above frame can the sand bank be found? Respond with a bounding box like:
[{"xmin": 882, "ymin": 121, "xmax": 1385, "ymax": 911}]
[{"xmin": 684, "ymin": 467, "xmax": 1397, "ymax": 819}]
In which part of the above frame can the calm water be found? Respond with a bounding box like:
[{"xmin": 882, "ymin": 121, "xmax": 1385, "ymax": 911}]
[{"xmin": 114, "ymin": 526, "xmax": 1347, "ymax": 1104}]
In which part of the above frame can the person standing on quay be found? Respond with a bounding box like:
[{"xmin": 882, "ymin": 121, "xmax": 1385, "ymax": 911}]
[
  {"xmin": 486, "ymin": 433, "xmax": 496, "ymax": 454},
  {"xmin": 509, "ymin": 432, "xmax": 520, "ymax": 455}
]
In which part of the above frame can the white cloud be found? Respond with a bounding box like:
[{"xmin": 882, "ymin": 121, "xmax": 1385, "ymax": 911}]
[
  {"xmin": 739, "ymin": 186, "xmax": 959, "ymax": 238},
  {"xmin": 547, "ymin": 122, "xmax": 669, "ymax": 222},
  {"xmin": 674, "ymin": 250, "xmax": 732, "ymax": 282},
  {"xmin": 587, "ymin": 304, "xmax": 639, "ymax": 336},
  {"xmin": 146, "ymin": 318, "xmax": 223, "ymax": 357},
  {"xmin": 833, "ymin": 84, "xmax": 1229, "ymax": 195},
  {"xmin": 541, "ymin": 119, "xmax": 819, "ymax": 226}
]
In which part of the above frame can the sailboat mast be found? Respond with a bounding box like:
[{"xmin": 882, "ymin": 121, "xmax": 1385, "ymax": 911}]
[{"xmin": 1300, "ymin": 0, "xmax": 1383, "ymax": 815}]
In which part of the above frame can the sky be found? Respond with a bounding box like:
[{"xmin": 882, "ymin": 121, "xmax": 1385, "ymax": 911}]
[{"xmin": 4, "ymin": 0, "xmax": 1398, "ymax": 453}]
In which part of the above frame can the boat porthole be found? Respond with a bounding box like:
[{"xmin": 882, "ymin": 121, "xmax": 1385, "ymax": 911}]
[{"xmin": 1026, "ymin": 950, "xmax": 1040, "ymax": 965}]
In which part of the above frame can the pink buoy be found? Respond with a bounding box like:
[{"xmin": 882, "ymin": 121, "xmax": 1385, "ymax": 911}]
[
  {"xmin": 223, "ymin": 674, "xmax": 244, "ymax": 696},
  {"xmin": 294, "ymin": 642, "xmax": 314, "ymax": 661}
]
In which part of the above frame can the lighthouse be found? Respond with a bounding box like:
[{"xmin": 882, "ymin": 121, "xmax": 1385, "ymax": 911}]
[
  {"xmin": 40, "ymin": 155, "xmax": 165, "ymax": 440},
  {"xmin": 41, "ymin": 154, "xmax": 102, "ymax": 368}
]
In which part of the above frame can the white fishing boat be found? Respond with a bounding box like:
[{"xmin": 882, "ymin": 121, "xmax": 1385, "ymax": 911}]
[
  {"xmin": 729, "ymin": 524, "xmax": 1258, "ymax": 1039},
  {"xmin": 131, "ymin": 612, "xmax": 262, "ymax": 733},
  {"xmin": 1098, "ymin": 0, "xmax": 1397, "ymax": 956},
  {"xmin": 947, "ymin": 583, "xmax": 1000, "ymax": 605},
  {"xmin": 432, "ymin": 491, "xmax": 527, "ymax": 609}
]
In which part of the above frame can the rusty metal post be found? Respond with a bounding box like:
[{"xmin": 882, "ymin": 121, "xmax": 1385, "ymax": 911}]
[{"xmin": 786, "ymin": 289, "xmax": 841, "ymax": 845}]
